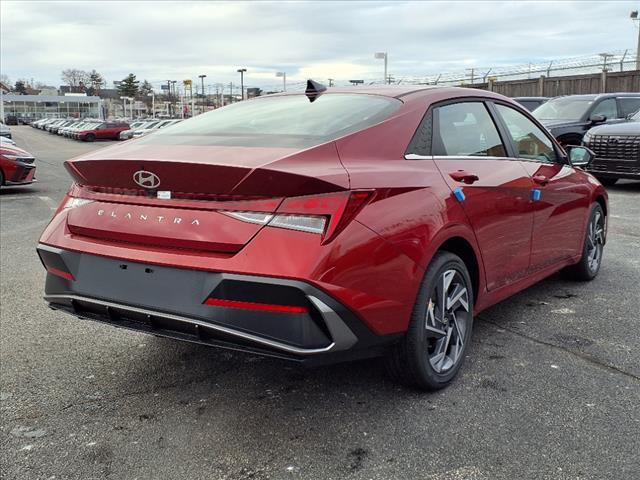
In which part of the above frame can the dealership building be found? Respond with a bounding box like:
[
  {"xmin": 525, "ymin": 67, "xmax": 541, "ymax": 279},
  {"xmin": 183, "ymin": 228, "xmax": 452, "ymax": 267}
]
[{"xmin": 1, "ymin": 93, "xmax": 103, "ymax": 121}]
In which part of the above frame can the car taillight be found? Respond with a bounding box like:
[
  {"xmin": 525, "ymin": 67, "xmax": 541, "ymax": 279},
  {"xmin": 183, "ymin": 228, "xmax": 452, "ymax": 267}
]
[
  {"xmin": 269, "ymin": 214, "xmax": 326, "ymax": 234},
  {"xmin": 221, "ymin": 211, "xmax": 327, "ymax": 235},
  {"xmin": 221, "ymin": 190, "xmax": 373, "ymax": 242}
]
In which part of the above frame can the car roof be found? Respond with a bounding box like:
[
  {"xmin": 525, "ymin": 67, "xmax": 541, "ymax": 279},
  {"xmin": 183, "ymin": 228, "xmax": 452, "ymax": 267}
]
[
  {"xmin": 271, "ymin": 85, "xmax": 445, "ymax": 100},
  {"xmin": 551, "ymin": 93, "xmax": 640, "ymax": 101}
]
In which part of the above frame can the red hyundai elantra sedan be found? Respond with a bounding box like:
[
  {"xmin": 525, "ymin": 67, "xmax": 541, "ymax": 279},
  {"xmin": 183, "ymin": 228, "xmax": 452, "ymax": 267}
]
[{"xmin": 38, "ymin": 83, "xmax": 607, "ymax": 390}]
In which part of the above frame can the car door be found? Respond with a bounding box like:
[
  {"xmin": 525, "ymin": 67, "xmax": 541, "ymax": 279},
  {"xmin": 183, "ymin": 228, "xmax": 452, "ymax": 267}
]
[
  {"xmin": 492, "ymin": 103, "xmax": 592, "ymax": 271},
  {"xmin": 427, "ymin": 100, "xmax": 536, "ymax": 291}
]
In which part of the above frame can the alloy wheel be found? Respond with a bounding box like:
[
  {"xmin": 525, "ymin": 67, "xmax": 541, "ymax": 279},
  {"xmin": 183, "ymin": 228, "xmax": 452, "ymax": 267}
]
[
  {"xmin": 425, "ymin": 269, "xmax": 471, "ymax": 374},
  {"xmin": 586, "ymin": 211, "xmax": 604, "ymax": 272}
]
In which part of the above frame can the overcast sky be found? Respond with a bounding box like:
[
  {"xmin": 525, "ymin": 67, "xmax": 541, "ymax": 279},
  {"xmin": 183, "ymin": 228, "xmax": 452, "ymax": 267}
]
[{"xmin": 1, "ymin": 1, "xmax": 638, "ymax": 92}]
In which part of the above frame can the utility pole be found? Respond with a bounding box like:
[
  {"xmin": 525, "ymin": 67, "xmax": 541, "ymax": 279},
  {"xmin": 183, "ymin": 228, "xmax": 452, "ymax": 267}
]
[
  {"xmin": 276, "ymin": 72, "xmax": 286, "ymax": 92},
  {"xmin": 171, "ymin": 80, "xmax": 177, "ymax": 117},
  {"xmin": 198, "ymin": 74, "xmax": 206, "ymax": 113},
  {"xmin": 374, "ymin": 52, "xmax": 388, "ymax": 84},
  {"xmin": 632, "ymin": 11, "xmax": 640, "ymax": 70},
  {"xmin": 229, "ymin": 82, "xmax": 233, "ymax": 103},
  {"xmin": 166, "ymin": 80, "xmax": 172, "ymax": 116},
  {"xmin": 328, "ymin": 78, "xmax": 334, "ymax": 87},
  {"xmin": 237, "ymin": 68, "xmax": 246, "ymax": 100},
  {"xmin": 466, "ymin": 68, "xmax": 475, "ymax": 84}
]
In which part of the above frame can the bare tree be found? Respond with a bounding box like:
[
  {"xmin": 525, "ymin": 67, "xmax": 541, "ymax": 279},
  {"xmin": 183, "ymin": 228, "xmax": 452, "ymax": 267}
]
[
  {"xmin": 0, "ymin": 73, "xmax": 10, "ymax": 87},
  {"xmin": 61, "ymin": 69, "xmax": 89, "ymax": 87}
]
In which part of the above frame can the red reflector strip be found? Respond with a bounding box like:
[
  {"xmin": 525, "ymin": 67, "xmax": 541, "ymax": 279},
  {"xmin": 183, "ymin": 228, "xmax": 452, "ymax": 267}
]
[
  {"xmin": 47, "ymin": 267, "xmax": 75, "ymax": 281},
  {"xmin": 204, "ymin": 298, "xmax": 307, "ymax": 314}
]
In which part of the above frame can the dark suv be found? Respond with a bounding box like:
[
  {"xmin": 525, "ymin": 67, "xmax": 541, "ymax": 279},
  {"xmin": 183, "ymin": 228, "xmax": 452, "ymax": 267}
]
[
  {"xmin": 583, "ymin": 110, "xmax": 640, "ymax": 186},
  {"xmin": 533, "ymin": 93, "xmax": 640, "ymax": 146}
]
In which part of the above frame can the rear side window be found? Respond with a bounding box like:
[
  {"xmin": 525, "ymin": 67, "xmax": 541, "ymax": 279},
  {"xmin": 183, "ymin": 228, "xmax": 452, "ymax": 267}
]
[
  {"xmin": 432, "ymin": 102, "xmax": 506, "ymax": 157},
  {"xmin": 139, "ymin": 94, "xmax": 401, "ymax": 148},
  {"xmin": 495, "ymin": 104, "xmax": 557, "ymax": 163},
  {"xmin": 618, "ymin": 97, "xmax": 640, "ymax": 117},
  {"xmin": 591, "ymin": 98, "xmax": 618, "ymax": 119}
]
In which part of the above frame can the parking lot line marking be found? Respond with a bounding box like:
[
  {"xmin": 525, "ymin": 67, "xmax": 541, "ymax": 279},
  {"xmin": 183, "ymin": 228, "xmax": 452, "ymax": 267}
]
[{"xmin": 38, "ymin": 196, "xmax": 58, "ymax": 210}]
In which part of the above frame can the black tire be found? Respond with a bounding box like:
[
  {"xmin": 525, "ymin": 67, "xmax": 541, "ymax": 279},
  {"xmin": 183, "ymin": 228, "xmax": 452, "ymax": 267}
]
[
  {"xmin": 385, "ymin": 251, "xmax": 474, "ymax": 391},
  {"xmin": 564, "ymin": 203, "xmax": 605, "ymax": 281},
  {"xmin": 0, "ymin": 169, "xmax": 4, "ymax": 187},
  {"xmin": 84, "ymin": 133, "xmax": 96, "ymax": 142},
  {"xmin": 595, "ymin": 176, "xmax": 618, "ymax": 187}
]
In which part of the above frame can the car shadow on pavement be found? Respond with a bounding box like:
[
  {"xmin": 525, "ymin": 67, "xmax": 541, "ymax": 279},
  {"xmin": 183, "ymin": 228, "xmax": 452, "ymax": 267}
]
[
  {"xmin": 0, "ymin": 186, "xmax": 45, "ymax": 195},
  {"xmin": 605, "ymin": 180, "xmax": 640, "ymax": 192}
]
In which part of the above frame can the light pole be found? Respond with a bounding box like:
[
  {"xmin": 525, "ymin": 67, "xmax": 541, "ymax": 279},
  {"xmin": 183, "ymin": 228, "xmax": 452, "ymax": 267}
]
[
  {"xmin": 120, "ymin": 96, "xmax": 128, "ymax": 119},
  {"xmin": 171, "ymin": 80, "xmax": 177, "ymax": 117},
  {"xmin": 147, "ymin": 92, "xmax": 155, "ymax": 118},
  {"xmin": 276, "ymin": 71, "xmax": 286, "ymax": 92},
  {"xmin": 632, "ymin": 10, "xmax": 640, "ymax": 70},
  {"xmin": 199, "ymin": 74, "xmax": 206, "ymax": 113},
  {"xmin": 374, "ymin": 52, "xmax": 388, "ymax": 84},
  {"xmin": 237, "ymin": 69, "xmax": 246, "ymax": 100}
]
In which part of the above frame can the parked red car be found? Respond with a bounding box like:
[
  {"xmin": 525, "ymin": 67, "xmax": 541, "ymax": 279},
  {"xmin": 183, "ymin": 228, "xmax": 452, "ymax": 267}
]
[
  {"xmin": 76, "ymin": 122, "xmax": 130, "ymax": 142},
  {"xmin": 38, "ymin": 84, "xmax": 607, "ymax": 390},
  {"xmin": 1, "ymin": 144, "xmax": 36, "ymax": 187}
]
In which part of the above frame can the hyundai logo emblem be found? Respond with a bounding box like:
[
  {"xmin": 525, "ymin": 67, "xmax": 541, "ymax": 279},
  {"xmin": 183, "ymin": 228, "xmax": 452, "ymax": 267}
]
[{"xmin": 133, "ymin": 170, "xmax": 160, "ymax": 189}]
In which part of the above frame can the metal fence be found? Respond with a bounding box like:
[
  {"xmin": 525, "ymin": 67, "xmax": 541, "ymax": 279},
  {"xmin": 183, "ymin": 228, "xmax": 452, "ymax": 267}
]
[{"xmin": 467, "ymin": 69, "xmax": 640, "ymax": 96}]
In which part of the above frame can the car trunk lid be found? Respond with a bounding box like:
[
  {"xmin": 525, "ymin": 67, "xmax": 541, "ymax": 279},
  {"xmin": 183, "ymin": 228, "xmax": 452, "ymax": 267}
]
[{"xmin": 63, "ymin": 142, "xmax": 349, "ymax": 253}]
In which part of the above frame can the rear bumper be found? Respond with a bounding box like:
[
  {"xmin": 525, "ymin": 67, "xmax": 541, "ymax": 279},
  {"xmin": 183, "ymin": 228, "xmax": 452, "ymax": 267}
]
[{"xmin": 38, "ymin": 244, "xmax": 396, "ymax": 363}]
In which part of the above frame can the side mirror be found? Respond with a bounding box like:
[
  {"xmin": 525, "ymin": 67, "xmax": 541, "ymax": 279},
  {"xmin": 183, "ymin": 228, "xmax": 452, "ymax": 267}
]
[
  {"xmin": 589, "ymin": 114, "xmax": 606, "ymax": 124},
  {"xmin": 567, "ymin": 145, "xmax": 595, "ymax": 167}
]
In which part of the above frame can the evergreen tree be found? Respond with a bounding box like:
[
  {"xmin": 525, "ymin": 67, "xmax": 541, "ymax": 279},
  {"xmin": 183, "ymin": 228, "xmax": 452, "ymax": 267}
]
[
  {"xmin": 89, "ymin": 70, "xmax": 105, "ymax": 93},
  {"xmin": 14, "ymin": 80, "xmax": 27, "ymax": 95},
  {"xmin": 139, "ymin": 80, "xmax": 153, "ymax": 97},
  {"xmin": 117, "ymin": 73, "xmax": 139, "ymax": 97}
]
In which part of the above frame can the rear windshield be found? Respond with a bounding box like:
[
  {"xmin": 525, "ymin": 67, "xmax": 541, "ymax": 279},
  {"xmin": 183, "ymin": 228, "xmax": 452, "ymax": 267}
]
[{"xmin": 139, "ymin": 93, "xmax": 401, "ymax": 148}]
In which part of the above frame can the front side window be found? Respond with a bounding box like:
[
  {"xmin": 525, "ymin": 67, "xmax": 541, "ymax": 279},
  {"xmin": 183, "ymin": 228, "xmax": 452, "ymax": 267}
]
[
  {"xmin": 432, "ymin": 102, "xmax": 506, "ymax": 157},
  {"xmin": 496, "ymin": 104, "xmax": 557, "ymax": 163},
  {"xmin": 591, "ymin": 98, "xmax": 618, "ymax": 119}
]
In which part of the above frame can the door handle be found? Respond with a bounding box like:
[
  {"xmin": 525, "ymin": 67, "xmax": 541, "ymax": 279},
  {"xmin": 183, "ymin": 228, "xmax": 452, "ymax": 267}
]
[
  {"xmin": 449, "ymin": 171, "xmax": 479, "ymax": 184},
  {"xmin": 532, "ymin": 175, "xmax": 549, "ymax": 186}
]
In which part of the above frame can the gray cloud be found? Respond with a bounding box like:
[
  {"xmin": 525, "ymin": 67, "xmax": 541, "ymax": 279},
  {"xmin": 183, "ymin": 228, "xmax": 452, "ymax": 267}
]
[{"xmin": 1, "ymin": 0, "xmax": 637, "ymax": 91}]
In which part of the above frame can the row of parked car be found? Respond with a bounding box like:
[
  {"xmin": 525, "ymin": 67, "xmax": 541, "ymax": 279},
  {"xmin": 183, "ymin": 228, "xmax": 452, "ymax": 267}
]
[
  {"xmin": 514, "ymin": 92, "xmax": 640, "ymax": 186},
  {"xmin": 31, "ymin": 117, "xmax": 182, "ymax": 142}
]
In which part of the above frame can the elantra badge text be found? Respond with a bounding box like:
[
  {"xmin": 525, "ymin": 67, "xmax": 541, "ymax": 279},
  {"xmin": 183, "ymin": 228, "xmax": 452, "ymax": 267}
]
[
  {"xmin": 97, "ymin": 210, "xmax": 200, "ymax": 225},
  {"xmin": 133, "ymin": 170, "xmax": 161, "ymax": 189}
]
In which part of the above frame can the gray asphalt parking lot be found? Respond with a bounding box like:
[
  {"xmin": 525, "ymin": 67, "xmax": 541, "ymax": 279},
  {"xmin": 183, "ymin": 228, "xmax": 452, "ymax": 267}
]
[{"xmin": 1, "ymin": 126, "xmax": 639, "ymax": 480}]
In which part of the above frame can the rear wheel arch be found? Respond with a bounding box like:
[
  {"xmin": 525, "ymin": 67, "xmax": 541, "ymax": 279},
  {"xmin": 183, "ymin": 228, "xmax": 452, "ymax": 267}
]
[
  {"xmin": 594, "ymin": 194, "xmax": 607, "ymax": 218},
  {"xmin": 436, "ymin": 236, "xmax": 480, "ymax": 306}
]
